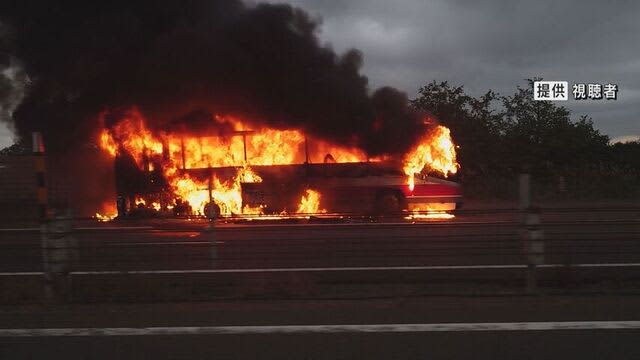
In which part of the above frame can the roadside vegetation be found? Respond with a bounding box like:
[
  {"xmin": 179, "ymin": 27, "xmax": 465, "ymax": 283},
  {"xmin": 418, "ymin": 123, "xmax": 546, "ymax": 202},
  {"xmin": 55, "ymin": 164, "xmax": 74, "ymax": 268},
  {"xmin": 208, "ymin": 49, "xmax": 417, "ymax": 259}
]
[{"xmin": 412, "ymin": 79, "xmax": 640, "ymax": 200}]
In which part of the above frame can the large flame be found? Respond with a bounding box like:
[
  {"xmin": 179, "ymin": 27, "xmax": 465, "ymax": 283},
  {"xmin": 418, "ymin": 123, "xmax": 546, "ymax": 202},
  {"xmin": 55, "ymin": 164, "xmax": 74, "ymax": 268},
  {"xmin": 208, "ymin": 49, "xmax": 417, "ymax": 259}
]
[
  {"xmin": 296, "ymin": 189, "xmax": 325, "ymax": 214},
  {"xmin": 403, "ymin": 125, "xmax": 459, "ymax": 191},
  {"xmin": 97, "ymin": 109, "xmax": 368, "ymax": 217},
  {"xmin": 97, "ymin": 109, "xmax": 458, "ymax": 219}
]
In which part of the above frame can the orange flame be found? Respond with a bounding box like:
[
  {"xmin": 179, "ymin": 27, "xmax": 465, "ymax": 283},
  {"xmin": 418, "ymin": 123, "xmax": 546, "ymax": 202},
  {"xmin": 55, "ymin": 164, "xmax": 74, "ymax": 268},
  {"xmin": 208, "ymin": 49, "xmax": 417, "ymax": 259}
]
[
  {"xmin": 403, "ymin": 125, "xmax": 458, "ymax": 190},
  {"xmin": 100, "ymin": 110, "xmax": 163, "ymax": 168},
  {"xmin": 296, "ymin": 189, "xmax": 325, "ymax": 214},
  {"xmin": 98, "ymin": 109, "xmax": 459, "ymax": 218},
  {"xmin": 405, "ymin": 204, "xmax": 456, "ymax": 220},
  {"xmin": 95, "ymin": 202, "xmax": 118, "ymax": 222},
  {"xmin": 99, "ymin": 130, "xmax": 118, "ymax": 157}
]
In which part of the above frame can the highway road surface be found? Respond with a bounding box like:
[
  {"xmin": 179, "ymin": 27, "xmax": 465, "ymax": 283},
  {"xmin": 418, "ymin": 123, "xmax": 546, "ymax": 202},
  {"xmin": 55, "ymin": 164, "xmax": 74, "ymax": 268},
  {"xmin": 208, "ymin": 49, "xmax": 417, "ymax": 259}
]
[
  {"xmin": 1, "ymin": 208, "xmax": 639, "ymax": 358},
  {"xmin": 0, "ymin": 209, "xmax": 639, "ymax": 273},
  {"xmin": 0, "ymin": 207, "xmax": 638, "ymax": 302},
  {"xmin": 1, "ymin": 295, "xmax": 640, "ymax": 359}
]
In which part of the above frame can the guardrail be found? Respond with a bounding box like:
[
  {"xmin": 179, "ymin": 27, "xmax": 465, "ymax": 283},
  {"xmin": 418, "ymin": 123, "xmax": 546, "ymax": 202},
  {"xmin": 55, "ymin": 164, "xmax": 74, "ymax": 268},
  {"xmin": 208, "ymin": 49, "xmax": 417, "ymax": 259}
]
[{"xmin": 0, "ymin": 207, "xmax": 639, "ymax": 302}]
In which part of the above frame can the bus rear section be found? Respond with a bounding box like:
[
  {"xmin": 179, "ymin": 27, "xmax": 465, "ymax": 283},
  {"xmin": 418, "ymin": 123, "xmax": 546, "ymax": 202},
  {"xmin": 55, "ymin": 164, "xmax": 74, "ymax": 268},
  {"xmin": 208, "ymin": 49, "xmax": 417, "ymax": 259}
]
[{"xmin": 241, "ymin": 162, "xmax": 462, "ymax": 216}]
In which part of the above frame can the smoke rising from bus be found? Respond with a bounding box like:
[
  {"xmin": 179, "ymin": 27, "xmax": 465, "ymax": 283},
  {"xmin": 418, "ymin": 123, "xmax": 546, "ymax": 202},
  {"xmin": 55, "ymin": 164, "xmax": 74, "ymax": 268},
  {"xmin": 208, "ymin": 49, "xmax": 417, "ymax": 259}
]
[{"xmin": 1, "ymin": 0, "xmax": 425, "ymax": 156}]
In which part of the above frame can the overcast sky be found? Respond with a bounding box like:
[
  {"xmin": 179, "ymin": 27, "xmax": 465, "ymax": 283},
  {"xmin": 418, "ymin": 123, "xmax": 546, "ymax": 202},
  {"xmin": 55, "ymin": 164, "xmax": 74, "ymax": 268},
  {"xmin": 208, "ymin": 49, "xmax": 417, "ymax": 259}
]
[
  {"xmin": 1, "ymin": 0, "xmax": 638, "ymax": 148},
  {"xmin": 276, "ymin": 0, "xmax": 640, "ymax": 143}
]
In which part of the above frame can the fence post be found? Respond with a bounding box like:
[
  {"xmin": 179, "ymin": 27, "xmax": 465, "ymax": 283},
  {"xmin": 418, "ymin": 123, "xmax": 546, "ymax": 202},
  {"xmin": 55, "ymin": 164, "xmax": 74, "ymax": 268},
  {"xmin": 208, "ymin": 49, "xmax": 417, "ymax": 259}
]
[
  {"xmin": 519, "ymin": 174, "xmax": 544, "ymax": 293},
  {"xmin": 33, "ymin": 132, "xmax": 77, "ymax": 302},
  {"xmin": 32, "ymin": 132, "xmax": 54, "ymax": 300},
  {"xmin": 523, "ymin": 208, "xmax": 544, "ymax": 293},
  {"xmin": 43, "ymin": 210, "xmax": 76, "ymax": 302}
]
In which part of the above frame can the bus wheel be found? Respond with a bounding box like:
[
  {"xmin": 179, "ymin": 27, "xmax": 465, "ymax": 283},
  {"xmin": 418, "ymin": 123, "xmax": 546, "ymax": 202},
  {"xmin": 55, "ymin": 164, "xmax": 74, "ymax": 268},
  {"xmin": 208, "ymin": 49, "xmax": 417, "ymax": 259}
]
[
  {"xmin": 204, "ymin": 202, "xmax": 220, "ymax": 219},
  {"xmin": 375, "ymin": 191, "xmax": 403, "ymax": 216}
]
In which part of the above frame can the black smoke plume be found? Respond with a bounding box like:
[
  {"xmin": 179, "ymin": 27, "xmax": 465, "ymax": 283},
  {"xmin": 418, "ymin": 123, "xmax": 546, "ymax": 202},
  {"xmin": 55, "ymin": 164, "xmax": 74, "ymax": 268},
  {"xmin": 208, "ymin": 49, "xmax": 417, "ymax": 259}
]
[{"xmin": 0, "ymin": 0, "xmax": 423, "ymax": 155}]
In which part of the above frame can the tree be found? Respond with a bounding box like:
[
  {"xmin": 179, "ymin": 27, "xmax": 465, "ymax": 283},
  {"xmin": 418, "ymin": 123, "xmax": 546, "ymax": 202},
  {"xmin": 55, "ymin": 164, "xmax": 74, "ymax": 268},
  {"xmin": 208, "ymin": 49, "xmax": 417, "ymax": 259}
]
[
  {"xmin": 412, "ymin": 79, "xmax": 622, "ymax": 199},
  {"xmin": 411, "ymin": 81, "xmax": 504, "ymax": 179},
  {"xmin": 609, "ymin": 141, "xmax": 640, "ymax": 172},
  {"xmin": 501, "ymin": 79, "xmax": 609, "ymax": 175}
]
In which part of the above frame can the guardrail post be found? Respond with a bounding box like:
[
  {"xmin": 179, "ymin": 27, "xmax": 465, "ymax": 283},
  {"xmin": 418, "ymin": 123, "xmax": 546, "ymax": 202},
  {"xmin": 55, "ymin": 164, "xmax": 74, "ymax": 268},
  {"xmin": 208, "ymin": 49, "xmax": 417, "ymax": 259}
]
[
  {"xmin": 33, "ymin": 132, "xmax": 55, "ymax": 301},
  {"xmin": 40, "ymin": 223, "xmax": 53, "ymax": 300},
  {"xmin": 42, "ymin": 209, "xmax": 76, "ymax": 302},
  {"xmin": 519, "ymin": 173, "xmax": 544, "ymax": 293},
  {"xmin": 522, "ymin": 208, "xmax": 544, "ymax": 294}
]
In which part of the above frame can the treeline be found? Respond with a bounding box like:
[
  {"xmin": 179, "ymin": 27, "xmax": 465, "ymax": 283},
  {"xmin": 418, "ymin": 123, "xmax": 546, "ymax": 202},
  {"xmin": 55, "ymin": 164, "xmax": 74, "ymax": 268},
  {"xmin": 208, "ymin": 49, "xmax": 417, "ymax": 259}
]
[{"xmin": 412, "ymin": 80, "xmax": 640, "ymax": 200}]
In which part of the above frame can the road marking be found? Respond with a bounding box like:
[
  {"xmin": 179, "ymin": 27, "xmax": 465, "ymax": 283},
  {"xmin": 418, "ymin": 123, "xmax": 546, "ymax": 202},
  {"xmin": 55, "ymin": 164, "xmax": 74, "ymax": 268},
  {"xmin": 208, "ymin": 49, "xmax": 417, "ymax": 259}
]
[
  {"xmin": 0, "ymin": 228, "xmax": 40, "ymax": 232},
  {"xmin": 0, "ymin": 222, "xmax": 513, "ymax": 232},
  {"xmin": 0, "ymin": 226, "xmax": 155, "ymax": 232},
  {"xmin": 0, "ymin": 271, "xmax": 43, "ymax": 276},
  {"xmin": 216, "ymin": 219, "xmax": 640, "ymax": 228},
  {"xmin": 104, "ymin": 241, "xmax": 209, "ymax": 246},
  {"xmin": 76, "ymin": 226, "xmax": 154, "ymax": 231},
  {"xmin": 217, "ymin": 221, "xmax": 517, "ymax": 228},
  {"xmin": 2, "ymin": 217, "xmax": 639, "ymax": 232},
  {"xmin": 2, "ymin": 263, "xmax": 640, "ymax": 276},
  {"xmin": 70, "ymin": 265, "xmax": 528, "ymax": 275},
  {"xmin": 1, "ymin": 321, "xmax": 640, "ymax": 337}
]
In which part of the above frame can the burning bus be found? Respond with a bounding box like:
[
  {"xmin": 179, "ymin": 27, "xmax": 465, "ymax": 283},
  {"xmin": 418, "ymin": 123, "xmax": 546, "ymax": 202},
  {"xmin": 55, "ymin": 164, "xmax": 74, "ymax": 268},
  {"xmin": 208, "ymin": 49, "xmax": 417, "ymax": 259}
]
[
  {"xmin": 4, "ymin": 0, "xmax": 466, "ymax": 222},
  {"xmin": 98, "ymin": 109, "xmax": 460, "ymax": 220}
]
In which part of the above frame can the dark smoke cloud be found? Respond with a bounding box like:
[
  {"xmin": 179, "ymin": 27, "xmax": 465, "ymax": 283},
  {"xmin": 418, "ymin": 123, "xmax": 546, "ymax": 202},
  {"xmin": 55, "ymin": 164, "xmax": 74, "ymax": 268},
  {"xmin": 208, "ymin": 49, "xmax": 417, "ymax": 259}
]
[{"xmin": 0, "ymin": 0, "xmax": 423, "ymax": 155}]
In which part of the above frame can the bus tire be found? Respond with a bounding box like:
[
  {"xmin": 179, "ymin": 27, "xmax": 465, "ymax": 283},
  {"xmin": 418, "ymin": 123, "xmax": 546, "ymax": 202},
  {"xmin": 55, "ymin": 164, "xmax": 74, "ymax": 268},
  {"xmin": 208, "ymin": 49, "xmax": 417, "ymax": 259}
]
[{"xmin": 375, "ymin": 191, "xmax": 403, "ymax": 216}]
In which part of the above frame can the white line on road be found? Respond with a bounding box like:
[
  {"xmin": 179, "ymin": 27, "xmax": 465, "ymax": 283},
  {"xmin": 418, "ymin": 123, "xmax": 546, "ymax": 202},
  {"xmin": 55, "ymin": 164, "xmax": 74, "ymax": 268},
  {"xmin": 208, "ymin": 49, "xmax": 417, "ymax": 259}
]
[
  {"xmin": 0, "ymin": 228, "xmax": 40, "ymax": 232},
  {"xmin": 0, "ymin": 271, "xmax": 42, "ymax": 276},
  {"xmin": 2, "ymin": 321, "xmax": 640, "ymax": 337},
  {"xmin": 0, "ymin": 222, "xmax": 512, "ymax": 232},
  {"xmin": 70, "ymin": 265, "xmax": 526, "ymax": 275},
  {"xmin": 104, "ymin": 241, "xmax": 209, "ymax": 246},
  {"xmin": 75, "ymin": 227, "xmax": 155, "ymax": 231},
  {"xmin": 2, "ymin": 263, "xmax": 640, "ymax": 276},
  {"xmin": 0, "ymin": 226, "xmax": 155, "ymax": 232},
  {"xmin": 217, "ymin": 221, "xmax": 517, "ymax": 228},
  {"xmin": 1, "ymin": 217, "xmax": 639, "ymax": 232}
]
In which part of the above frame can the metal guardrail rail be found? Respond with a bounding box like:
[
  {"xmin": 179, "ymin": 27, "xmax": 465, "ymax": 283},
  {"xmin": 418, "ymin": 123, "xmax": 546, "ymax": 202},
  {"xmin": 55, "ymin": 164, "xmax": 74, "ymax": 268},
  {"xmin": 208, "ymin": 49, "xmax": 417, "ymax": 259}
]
[{"xmin": 0, "ymin": 207, "xmax": 639, "ymax": 302}]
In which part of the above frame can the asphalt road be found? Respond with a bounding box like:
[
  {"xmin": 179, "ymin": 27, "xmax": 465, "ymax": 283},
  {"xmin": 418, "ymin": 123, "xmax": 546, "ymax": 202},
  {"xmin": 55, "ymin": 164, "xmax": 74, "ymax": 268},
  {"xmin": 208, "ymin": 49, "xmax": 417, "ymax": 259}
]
[
  {"xmin": 0, "ymin": 210, "xmax": 639, "ymax": 273},
  {"xmin": 1, "ymin": 210, "xmax": 639, "ymax": 358},
  {"xmin": 0, "ymin": 208, "xmax": 639, "ymax": 303},
  {"xmin": 1, "ymin": 295, "xmax": 640, "ymax": 359}
]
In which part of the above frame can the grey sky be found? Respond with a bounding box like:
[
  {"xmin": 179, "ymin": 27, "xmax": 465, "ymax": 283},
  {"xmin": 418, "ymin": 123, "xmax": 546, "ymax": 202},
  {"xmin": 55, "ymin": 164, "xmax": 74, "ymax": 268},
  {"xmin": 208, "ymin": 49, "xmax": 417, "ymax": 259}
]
[
  {"xmin": 277, "ymin": 0, "xmax": 640, "ymax": 142},
  {"xmin": 1, "ymin": 0, "xmax": 638, "ymax": 148}
]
